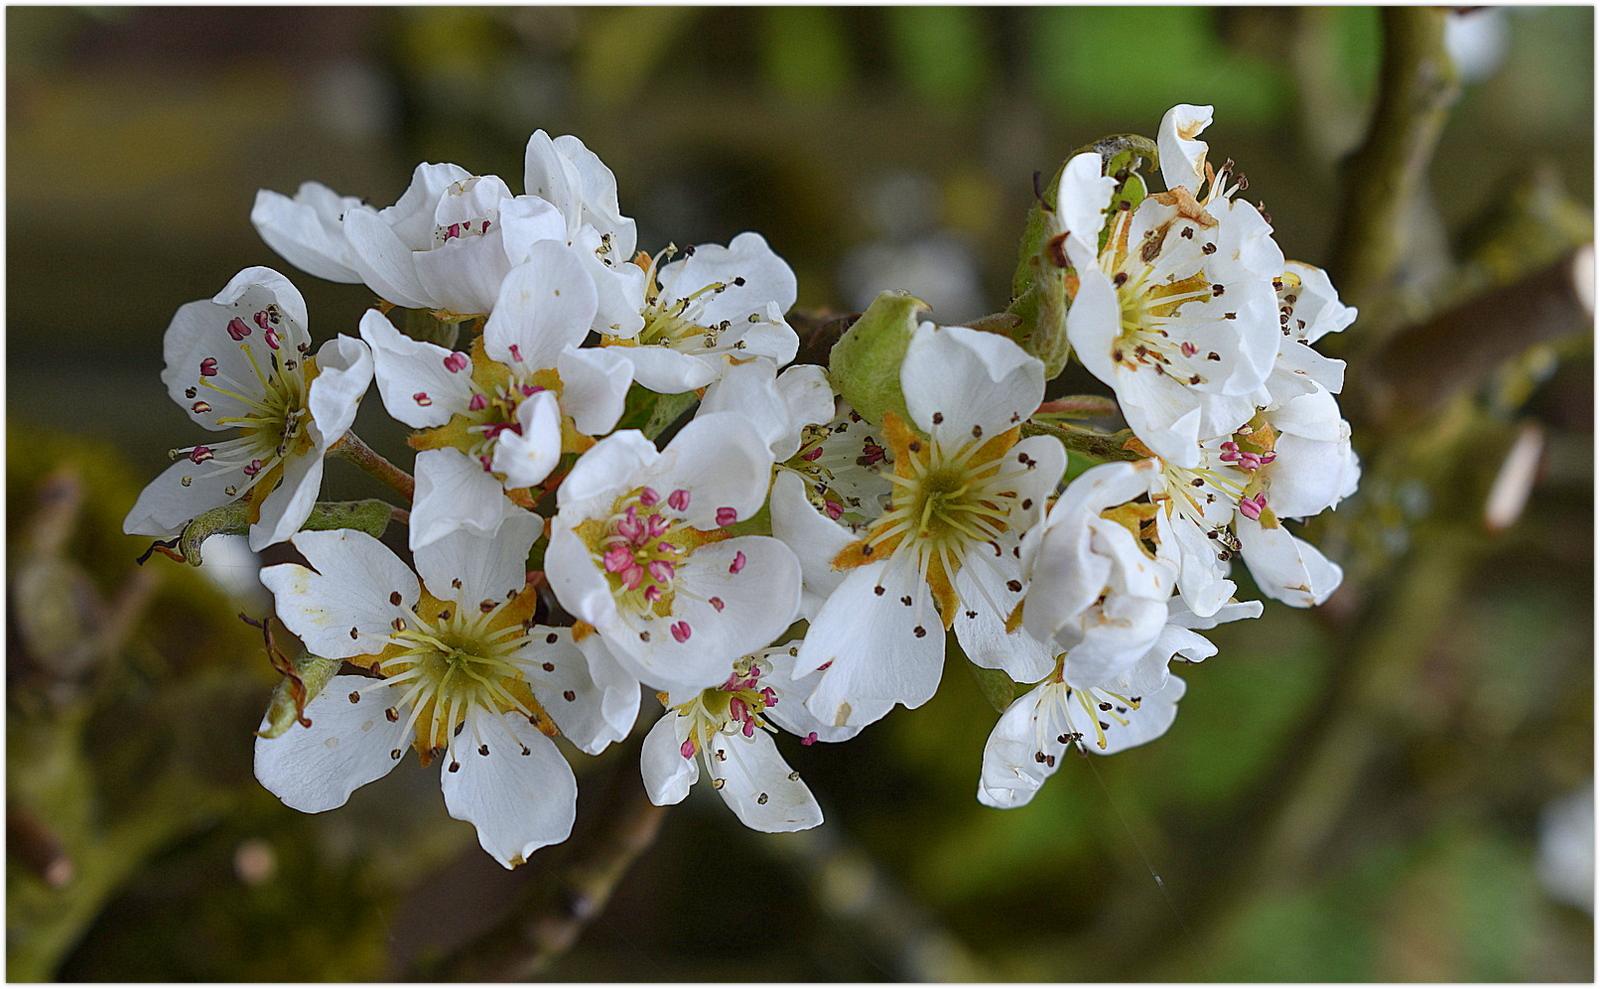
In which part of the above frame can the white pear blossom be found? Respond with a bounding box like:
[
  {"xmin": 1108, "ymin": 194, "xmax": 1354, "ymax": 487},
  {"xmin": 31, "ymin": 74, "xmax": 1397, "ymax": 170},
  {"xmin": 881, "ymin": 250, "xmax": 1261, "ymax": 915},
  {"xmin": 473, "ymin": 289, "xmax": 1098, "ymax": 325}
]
[
  {"xmin": 603, "ymin": 233, "xmax": 800, "ymax": 394},
  {"xmin": 123, "ymin": 267, "xmax": 372, "ymax": 552},
  {"xmin": 250, "ymin": 181, "xmax": 367, "ymax": 285},
  {"xmin": 359, "ymin": 239, "xmax": 632, "ymax": 546},
  {"xmin": 782, "ymin": 324, "xmax": 1066, "ymax": 728},
  {"xmin": 255, "ymin": 519, "xmax": 637, "ymax": 868},
  {"xmin": 341, "ymin": 166, "xmax": 578, "ymax": 317},
  {"xmin": 1143, "ymin": 386, "xmax": 1357, "ymax": 615},
  {"xmin": 640, "ymin": 641, "xmax": 859, "ymax": 833},
  {"xmin": 1019, "ymin": 458, "xmax": 1180, "ymax": 685},
  {"xmin": 978, "ymin": 598, "xmax": 1262, "ymax": 809},
  {"xmin": 523, "ymin": 129, "xmax": 647, "ymax": 338},
  {"xmin": 1055, "ymin": 145, "xmax": 1282, "ymax": 467},
  {"xmin": 258, "ymin": 160, "xmax": 575, "ymax": 317},
  {"xmin": 546, "ymin": 413, "xmax": 803, "ymax": 695}
]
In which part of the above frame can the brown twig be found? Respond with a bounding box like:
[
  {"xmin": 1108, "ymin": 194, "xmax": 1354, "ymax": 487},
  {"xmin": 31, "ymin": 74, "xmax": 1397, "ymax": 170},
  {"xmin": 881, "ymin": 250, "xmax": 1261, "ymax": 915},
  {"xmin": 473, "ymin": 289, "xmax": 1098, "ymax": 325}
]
[{"xmin": 330, "ymin": 432, "xmax": 416, "ymax": 502}]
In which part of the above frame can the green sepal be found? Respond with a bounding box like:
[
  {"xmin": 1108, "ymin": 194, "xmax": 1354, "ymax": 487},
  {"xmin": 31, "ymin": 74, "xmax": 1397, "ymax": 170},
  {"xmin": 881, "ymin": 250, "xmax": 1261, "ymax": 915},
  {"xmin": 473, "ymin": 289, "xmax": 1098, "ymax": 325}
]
[
  {"xmin": 256, "ymin": 652, "xmax": 343, "ymax": 739},
  {"xmin": 1011, "ymin": 133, "xmax": 1159, "ymax": 302},
  {"xmin": 968, "ymin": 662, "xmax": 1017, "ymax": 714},
  {"xmin": 612, "ymin": 383, "xmax": 700, "ymax": 442},
  {"xmin": 1007, "ymin": 135, "xmax": 1159, "ymax": 380},
  {"xmin": 401, "ymin": 306, "xmax": 465, "ymax": 350},
  {"xmin": 171, "ymin": 499, "xmax": 394, "ymax": 567},
  {"xmin": 826, "ymin": 289, "xmax": 929, "ymax": 426}
]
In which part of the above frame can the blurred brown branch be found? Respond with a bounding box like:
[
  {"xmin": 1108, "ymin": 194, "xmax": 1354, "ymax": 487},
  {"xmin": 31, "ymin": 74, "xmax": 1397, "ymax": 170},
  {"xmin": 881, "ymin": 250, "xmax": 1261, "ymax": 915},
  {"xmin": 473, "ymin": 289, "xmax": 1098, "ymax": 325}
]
[
  {"xmin": 407, "ymin": 737, "xmax": 667, "ymax": 982},
  {"xmin": 1329, "ymin": 6, "xmax": 1460, "ymax": 341}
]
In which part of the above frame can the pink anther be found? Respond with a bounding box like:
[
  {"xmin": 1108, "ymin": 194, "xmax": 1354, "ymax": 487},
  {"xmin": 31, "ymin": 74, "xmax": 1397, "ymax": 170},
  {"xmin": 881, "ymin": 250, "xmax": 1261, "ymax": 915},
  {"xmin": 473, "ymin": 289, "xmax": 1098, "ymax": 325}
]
[
  {"xmin": 640, "ymin": 487, "xmax": 661, "ymax": 506},
  {"xmin": 468, "ymin": 393, "xmax": 488, "ymax": 411},
  {"xmin": 200, "ymin": 358, "xmax": 219, "ymax": 377},
  {"xmin": 1239, "ymin": 493, "xmax": 1267, "ymax": 521},
  {"xmin": 227, "ymin": 317, "xmax": 251, "ymax": 341},
  {"xmin": 442, "ymin": 352, "xmax": 469, "ymax": 373},
  {"xmin": 602, "ymin": 545, "xmax": 634, "ymax": 574},
  {"xmin": 728, "ymin": 551, "xmax": 747, "ymax": 575},
  {"xmin": 667, "ymin": 489, "xmax": 691, "ymax": 512},
  {"xmin": 716, "ymin": 506, "xmax": 738, "ymax": 527},
  {"xmin": 670, "ymin": 621, "xmax": 692, "ymax": 643}
]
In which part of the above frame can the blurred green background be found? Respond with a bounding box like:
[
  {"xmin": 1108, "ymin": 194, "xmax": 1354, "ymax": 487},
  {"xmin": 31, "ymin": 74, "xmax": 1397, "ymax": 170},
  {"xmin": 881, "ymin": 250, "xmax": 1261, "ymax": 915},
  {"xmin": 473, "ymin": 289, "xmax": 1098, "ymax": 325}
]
[{"xmin": 7, "ymin": 6, "xmax": 1592, "ymax": 981}]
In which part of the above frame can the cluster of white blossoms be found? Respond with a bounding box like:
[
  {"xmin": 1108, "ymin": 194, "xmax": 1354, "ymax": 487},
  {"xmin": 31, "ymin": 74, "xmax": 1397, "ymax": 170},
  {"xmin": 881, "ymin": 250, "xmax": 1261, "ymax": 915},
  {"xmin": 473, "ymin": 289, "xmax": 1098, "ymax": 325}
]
[{"xmin": 124, "ymin": 104, "xmax": 1356, "ymax": 866}]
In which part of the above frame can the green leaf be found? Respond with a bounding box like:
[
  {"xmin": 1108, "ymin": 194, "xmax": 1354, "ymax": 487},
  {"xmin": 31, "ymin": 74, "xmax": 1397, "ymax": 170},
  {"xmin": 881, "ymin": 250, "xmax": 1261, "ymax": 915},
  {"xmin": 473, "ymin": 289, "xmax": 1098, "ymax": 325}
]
[{"xmin": 968, "ymin": 662, "xmax": 1017, "ymax": 714}]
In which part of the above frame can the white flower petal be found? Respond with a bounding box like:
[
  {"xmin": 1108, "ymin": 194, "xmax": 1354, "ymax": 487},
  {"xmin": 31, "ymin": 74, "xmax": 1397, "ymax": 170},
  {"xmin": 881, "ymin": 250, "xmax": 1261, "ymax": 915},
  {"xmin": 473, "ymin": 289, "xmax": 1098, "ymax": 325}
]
[
  {"xmin": 122, "ymin": 444, "xmax": 257, "ymax": 539},
  {"xmin": 1235, "ymin": 517, "xmax": 1343, "ymax": 607},
  {"xmin": 412, "ymin": 231, "xmax": 512, "ymax": 316},
  {"xmin": 307, "ymin": 334, "xmax": 373, "ymax": 445},
  {"xmin": 1063, "ymin": 268, "xmax": 1122, "ymax": 386},
  {"xmin": 769, "ymin": 470, "xmax": 856, "ymax": 618},
  {"xmin": 161, "ymin": 267, "xmax": 310, "ymax": 426},
  {"xmin": 495, "ymin": 194, "xmax": 569, "ymax": 268},
  {"xmin": 441, "ymin": 712, "xmax": 577, "ymax": 868},
  {"xmin": 757, "ymin": 643, "xmax": 865, "ymax": 743},
  {"xmin": 606, "ymin": 535, "xmax": 802, "ymax": 695},
  {"xmin": 263, "ymin": 528, "xmax": 418, "ymax": 659},
  {"xmin": 409, "ymin": 448, "xmax": 524, "ymax": 551},
  {"xmin": 902, "ymin": 323, "xmax": 1045, "ymax": 440},
  {"xmin": 1158, "ymin": 103, "xmax": 1213, "ymax": 194},
  {"xmin": 641, "ymin": 712, "xmax": 697, "ymax": 806},
  {"xmin": 697, "ymin": 360, "xmax": 833, "ymax": 461},
  {"xmin": 704, "ymin": 728, "xmax": 822, "ymax": 832},
  {"xmin": 358, "ymin": 309, "xmax": 474, "ymax": 428},
  {"xmin": 249, "ymin": 444, "xmax": 324, "ymax": 552},
  {"xmin": 1053, "ymin": 151, "xmax": 1116, "ymax": 257},
  {"xmin": 612, "ymin": 344, "xmax": 718, "ymax": 394},
  {"xmin": 555, "ymin": 345, "xmax": 633, "ymax": 437},
  {"xmin": 977, "ymin": 683, "xmax": 1063, "ymax": 809},
  {"xmin": 555, "ymin": 429, "xmax": 658, "ymax": 516},
  {"xmin": 953, "ymin": 556, "xmax": 1055, "ymax": 684},
  {"xmin": 527, "ymin": 631, "xmax": 640, "ymax": 755},
  {"xmin": 251, "ymin": 182, "xmax": 365, "ymax": 284},
  {"xmin": 484, "ymin": 240, "xmax": 598, "ymax": 369},
  {"xmin": 650, "ymin": 412, "xmax": 775, "ymax": 529},
  {"xmin": 413, "ymin": 509, "xmax": 542, "ymax": 606},
  {"xmin": 657, "ymin": 231, "xmax": 797, "ymax": 328},
  {"xmin": 798, "ymin": 560, "xmax": 946, "ymax": 728},
  {"xmin": 342, "ymin": 206, "xmax": 430, "ymax": 310},
  {"xmin": 253, "ymin": 674, "xmax": 412, "ymax": 812}
]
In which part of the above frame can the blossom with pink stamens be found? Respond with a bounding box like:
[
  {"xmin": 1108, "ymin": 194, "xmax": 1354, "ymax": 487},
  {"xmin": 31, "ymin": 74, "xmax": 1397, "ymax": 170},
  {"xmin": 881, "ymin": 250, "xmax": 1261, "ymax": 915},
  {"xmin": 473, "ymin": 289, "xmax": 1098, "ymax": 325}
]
[
  {"xmin": 640, "ymin": 643, "xmax": 861, "ymax": 832},
  {"xmin": 546, "ymin": 413, "xmax": 801, "ymax": 695}
]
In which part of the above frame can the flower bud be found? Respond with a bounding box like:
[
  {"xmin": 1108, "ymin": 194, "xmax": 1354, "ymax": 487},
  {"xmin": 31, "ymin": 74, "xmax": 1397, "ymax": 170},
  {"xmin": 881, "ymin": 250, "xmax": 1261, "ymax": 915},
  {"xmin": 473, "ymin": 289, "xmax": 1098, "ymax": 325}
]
[{"xmin": 826, "ymin": 289, "xmax": 929, "ymax": 426}]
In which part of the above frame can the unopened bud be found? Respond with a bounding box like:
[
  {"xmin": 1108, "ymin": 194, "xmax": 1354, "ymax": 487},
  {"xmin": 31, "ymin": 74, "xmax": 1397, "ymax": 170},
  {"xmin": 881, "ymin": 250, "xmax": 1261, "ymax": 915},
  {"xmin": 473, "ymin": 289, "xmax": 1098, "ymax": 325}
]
[{"xmin": 827, "ymin": 290, "xmax": 929, "ymax": 426}]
